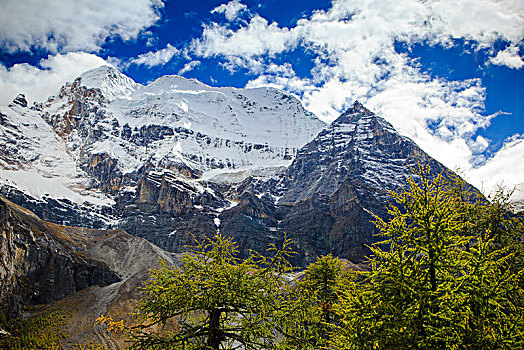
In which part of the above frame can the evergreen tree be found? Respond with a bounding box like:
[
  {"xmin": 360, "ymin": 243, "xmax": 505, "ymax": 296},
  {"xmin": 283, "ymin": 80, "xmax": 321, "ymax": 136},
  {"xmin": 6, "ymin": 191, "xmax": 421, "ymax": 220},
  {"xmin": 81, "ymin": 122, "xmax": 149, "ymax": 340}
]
[
  {"xmin": 275, "ymin": 255, "xmax": 351, "ymax": 349},
  {"xmin": 128, "ymin": 233, "xmax": 294, "ymax": 350},
  {"xmin": 331, "ymin": 164, "xmax": 524, "ymax": 349}
]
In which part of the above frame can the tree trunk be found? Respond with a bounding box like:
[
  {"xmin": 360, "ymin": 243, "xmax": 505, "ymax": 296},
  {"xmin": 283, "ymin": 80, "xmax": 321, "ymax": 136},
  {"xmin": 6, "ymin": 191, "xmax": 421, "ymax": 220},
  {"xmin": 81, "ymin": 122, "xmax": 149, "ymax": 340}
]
[
  {"xmin": 429, "ymin": 248, "xmax": 437, "ymax": 292},
  {"xmin": 207, "ymin": 308, "xmax": 223, "ymax": 350}
]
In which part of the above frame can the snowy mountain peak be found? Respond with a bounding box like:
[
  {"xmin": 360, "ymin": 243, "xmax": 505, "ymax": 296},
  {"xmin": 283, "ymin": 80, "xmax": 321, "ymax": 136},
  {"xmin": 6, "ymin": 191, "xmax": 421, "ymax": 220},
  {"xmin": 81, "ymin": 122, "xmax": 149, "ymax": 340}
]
[
  {"xmin": 146, "ymin": 74, "xmax": 212, "ymax": 93},
  {"xmin": 279, "ymin": 101, "xmax": 420, "ymax": 204},
  {"xmin": 4, "ymin": 66, "xmax": 326, "ymax": 209},
  {"xmin": 334, "ymin": 100, "xmax": 396, "ymax": 135},
  {"xmin": 9, "ymin": 94, "xmax": 28, "ymax": 108},
  {"xmin": 77, "ymin": 65, "xmax": 139, "ymax": 101}
]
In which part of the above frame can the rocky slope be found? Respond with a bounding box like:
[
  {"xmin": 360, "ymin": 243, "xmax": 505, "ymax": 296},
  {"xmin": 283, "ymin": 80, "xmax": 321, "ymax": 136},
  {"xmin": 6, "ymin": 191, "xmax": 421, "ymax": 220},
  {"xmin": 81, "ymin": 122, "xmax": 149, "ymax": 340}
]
[
  {"xmin": 0, "ymin": 195, "xmax": 119, "ymax": 317},
  {"xmin": 0, "ymin": 66, "xmax": 475, "ymax": 266},
  {"xmin": 0, "ymin": 194, "xmax": 177, "ymax": 347},
  {"xmin": 211, "ymin": 102, "xmax": 450, "ymax": 264},
  {"xmin": 275, "ymin": 102, "xmax": 446, "ymax": 262}
]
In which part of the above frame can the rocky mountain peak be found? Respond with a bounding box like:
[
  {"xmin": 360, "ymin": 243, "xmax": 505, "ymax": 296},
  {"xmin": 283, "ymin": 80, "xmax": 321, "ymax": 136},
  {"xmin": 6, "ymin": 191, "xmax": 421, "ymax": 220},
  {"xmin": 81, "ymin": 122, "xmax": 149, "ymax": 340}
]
[
  {"xmin": 278, "ymin": 101, "xmax": 424, "ymax": 206},
  {"xmin": 343, "ymin": 100, "xmax": 369, "ymax": 115},
  {"xmin": 76, "ymin": 65, "xmax": 139, "ymax": 101},
  {"xmin": 334, "ymin": 100, "xmax": 394, "ymax": 133},
  {"xmin": 0, "ymin": 68, "xmax": 467, "ymax": 268},
  {"xmin": 9, "ymin": 94, "xmax": 27, "ymax": 108},
  {"xmin": 146, "ymin": 73, "xmax": 212, "ymax": 93}
]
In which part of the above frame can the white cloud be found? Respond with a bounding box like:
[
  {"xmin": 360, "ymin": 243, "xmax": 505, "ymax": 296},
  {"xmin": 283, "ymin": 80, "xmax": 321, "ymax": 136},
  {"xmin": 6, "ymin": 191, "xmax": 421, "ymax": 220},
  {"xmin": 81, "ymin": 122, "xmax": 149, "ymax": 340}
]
[
  {"xmin": 490, "ymin": 45, "xmax": 524, "ymax": 69},
  {"xmin": 191, "ymin": 0, "xmax": 524, "ymax": 198},
  {"xmin": 211, "ymin": 0, "xmax": 248, "ymax": 21},
  {"xmin": 178, "ymin": 61, "xmax": 201, "ymax": 75},
  {"xmin": 219, "ymin": 56, "xmax": 266, "ymax": 74},
  {"xmin": 0, "ymin": 52, "xmax": 109, "ymax": 105},
  {"xmin": 0, "ymin": 0, "xmax": 164, "ymax": 53},
  {"xmin": 129, "ymin": 44, "xmax": 179, "ymax": 67},
  {"xmin": 469, "ymin": 135, "xmax": 524, "ymax": 201},
  {"xmin": 427, "ymin": 0, "xmax": 524, "ymax": 45},
  {"xmin": 468, "ymin": 135, "xmax": 490, "ymax": 154},
  {"xmin": 192, "ymin": 16, "xmax": 300, "ymax": 58}
]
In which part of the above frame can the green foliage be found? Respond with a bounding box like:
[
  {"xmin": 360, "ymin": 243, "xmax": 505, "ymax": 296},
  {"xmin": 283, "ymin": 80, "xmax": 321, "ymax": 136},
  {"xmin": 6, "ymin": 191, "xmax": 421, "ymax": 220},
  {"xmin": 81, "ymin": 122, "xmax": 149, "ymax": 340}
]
[
  {"xmin": 128, "ymin": 233, "xmax": 295, "ymax": 350},
  {"xmin": 109, "ymin": 164, "xmax": 523, "ymax": 350},
  {"xmin": 275, "ymin": 254, "xmax": 352, "ymax": 349},
  {"xmin": 331, "ymin": 164, "xmax": 524, "ymax": 349},
  {"xmin": 0, "ymin": 307, "xmax": 71, "ymax": 349}
]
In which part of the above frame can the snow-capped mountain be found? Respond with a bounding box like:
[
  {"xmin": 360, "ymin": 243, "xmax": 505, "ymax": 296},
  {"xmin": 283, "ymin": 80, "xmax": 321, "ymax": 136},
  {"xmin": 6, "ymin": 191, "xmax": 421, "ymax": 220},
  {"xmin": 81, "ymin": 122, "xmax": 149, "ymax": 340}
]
[
  {"xmin": 269, "ymin": 102, "xmax": 448, "ymax": 262},
  {"xmin": 278, "ymin": 101, "xmax": 443, "ymax": 204},
  {"xmin": 41, "ymin": 65, "xmax": 324, "ymax": 181},
  {"xmin": 0, "ymin": 66, "xmax": 323, "ymax": 224},
  {"xmin": 0, "ymin": 66, "xmax": 472, "ymax": 265}
]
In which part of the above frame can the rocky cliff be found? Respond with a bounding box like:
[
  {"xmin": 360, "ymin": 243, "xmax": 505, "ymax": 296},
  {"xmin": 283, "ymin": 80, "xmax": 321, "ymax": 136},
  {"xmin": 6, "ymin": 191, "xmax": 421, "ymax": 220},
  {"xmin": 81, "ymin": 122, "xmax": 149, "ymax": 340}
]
[
  {"xmin": 0, "ymin": 196, "xmax": 120, "ymax": 317},
  {"xmin": 0, "ymin": 194, "xmax": 177, "ymax": 347},
  {"xmin": 206, "ymin": 102, "xmax": 451, "ymax": 264},
  {"xmin": 0, "ymin": 67, "xmax": 479, "ymax": 267}
]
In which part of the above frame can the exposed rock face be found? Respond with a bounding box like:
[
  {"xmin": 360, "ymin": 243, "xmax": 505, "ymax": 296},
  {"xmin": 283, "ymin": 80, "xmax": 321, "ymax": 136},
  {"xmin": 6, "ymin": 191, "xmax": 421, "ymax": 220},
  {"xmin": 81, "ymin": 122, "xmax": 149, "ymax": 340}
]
[
  {"xmin": 0, "ymin": 194, "xmax": 178, "ymax": 347},
  {"xmin": 85, "ymin": 152, "xmax": 124, "ymax": 193},
  {"xmin": 0, "ymin": 186, "xmax": 112, "ymax": 229},
  {"xmin": 269, "ymin": 101, "xmax": 447, "ymax": 263},
  {"xmin": 0, "ymin": 196, "xmax": 120, "ymax": 317},
  {"xmin": 210, "ymin": 102, "xmax": 452, "ymax": 265},
  {"xmin": 0, "ymin": 66, "xmax": 480, "ymax": 268},
  {"xmin": 279, "ymin": 101, "xmax": 438, "ymax": 204},
  {"xmin": 9, "ymin": 94, "xmax": 27, "ymax": 108},
  {"xmin": 116, "ymin": 169, "xmax": 228, "ymax": 252}
]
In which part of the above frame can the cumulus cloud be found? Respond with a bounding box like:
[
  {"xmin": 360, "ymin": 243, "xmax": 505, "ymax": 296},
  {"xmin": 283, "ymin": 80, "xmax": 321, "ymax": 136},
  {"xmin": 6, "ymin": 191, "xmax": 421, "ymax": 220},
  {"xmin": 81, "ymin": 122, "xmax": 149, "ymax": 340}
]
[
  {"xmin": 191, "ymin": 0, "xmax": 524, "ymax": 197},
  {"xmin": 426, "ymin": 0, "xmax": 524, "ymax": 45},
  {"xmin": 0, "ymin": 52, "xmax": 109, "ymax": 105},
  {"xmin": 0, "ymin": 0, "xmax": 164, "ymax": 53},
  {"xmin": 192, "ymin": 16, "xmax": 299, "ymax": 58},
  {"xmin": 490, "ymin": 45, "xmax": 524, "ymax": 69},
  {"xmin": 211, "ymin": 0, "xmax": 248, "ymax": 21},
  {"xmin": 469, "ymin": 135, "xmax": 524, "ymax": 201},
  {"xmin": 129, "ymin": 44, "xmax": 179, "ymax": 67},
  {"xmin": 468, "ymin": 135, "xmax": 490, "ymax": 154}
]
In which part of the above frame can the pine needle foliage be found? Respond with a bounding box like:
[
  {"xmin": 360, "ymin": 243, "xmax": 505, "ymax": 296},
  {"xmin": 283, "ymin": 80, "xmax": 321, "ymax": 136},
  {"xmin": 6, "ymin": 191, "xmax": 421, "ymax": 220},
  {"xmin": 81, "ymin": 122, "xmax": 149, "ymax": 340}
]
[
  {"xmin": 331, "ymin": 164, "xmax": 524, "ymax": 349},
  {"xmin": 275, "ymin": 254, "xmax": 352, "ymax": 350},
  {"xmin": 128, "ymin": 233, "xmax": 295, "ymax": 350},
  {"xmin": 0, "ymin": 307, "xmax": 71, "ymax": 349}
]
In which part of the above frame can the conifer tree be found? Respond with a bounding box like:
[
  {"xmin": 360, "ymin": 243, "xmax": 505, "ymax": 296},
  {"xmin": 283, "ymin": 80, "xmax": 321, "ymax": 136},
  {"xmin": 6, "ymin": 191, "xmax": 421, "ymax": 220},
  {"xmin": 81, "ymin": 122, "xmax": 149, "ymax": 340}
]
[
  {"xmin": 331, "ymin": 164, "xmax": 524, "ymax": 349},
  {"xmin": 275, "ymin": 255, "xmax": 350, "ymax": 349},
  {"xmin": 128, "ymin": 233, "xmax": 294, "ymax": 350}
]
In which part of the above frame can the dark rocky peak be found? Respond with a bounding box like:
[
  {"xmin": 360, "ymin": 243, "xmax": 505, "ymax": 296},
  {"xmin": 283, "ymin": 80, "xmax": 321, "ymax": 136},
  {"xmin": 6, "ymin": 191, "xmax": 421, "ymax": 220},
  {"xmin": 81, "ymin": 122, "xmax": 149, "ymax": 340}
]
[
  {"xmin": 270, "ymin": 102, "xmax": 455, "ymax": 264},
  {"xmin": 278, "ymin": 102, "xmax": 434, "ymax": 205},
  {"xmin": 297, "ymin": 101, "xmax": 400, "ymax": 162},
  {"xmin": 332, "ymin": 100, "xmax": 396, "ymax": 135},
  {"xmin": 340, "ymin": 100, "xmax": 372, "ymax": 118},
  {"xmin": 9, "ymin": 94, "xmax": 27, "ymax": 108}
]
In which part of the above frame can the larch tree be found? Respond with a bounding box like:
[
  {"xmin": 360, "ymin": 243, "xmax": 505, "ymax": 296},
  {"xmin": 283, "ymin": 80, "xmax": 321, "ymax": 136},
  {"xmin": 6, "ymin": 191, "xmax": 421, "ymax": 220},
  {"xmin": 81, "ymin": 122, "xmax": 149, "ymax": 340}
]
[
  {"xmin": 275, "ymin": 254, "xmax": 351, "ymax": 349},
  {"xmin": 331, "ymin": 164, "xmax": 524, "ymax": 349},
  {"xmin": 127, "ymin": 233, "xmax": 295, "ymax": 350}
]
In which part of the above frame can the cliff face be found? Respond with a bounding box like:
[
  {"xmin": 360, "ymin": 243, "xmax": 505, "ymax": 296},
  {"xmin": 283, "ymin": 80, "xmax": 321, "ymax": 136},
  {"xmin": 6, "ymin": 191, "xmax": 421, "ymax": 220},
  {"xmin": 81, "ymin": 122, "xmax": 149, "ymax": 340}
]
[
  {"xmin": 0, "ymin": 196, "xmax": 120, "ymax": 317},
  {"xmin": 205, "ymin": 102, "xmax": 453, "ymax": 265},
  {"xmin": 269, "ymin": 101, "xmax": 447, "ymax": 263},
  {"xmin": 0, "ymin": 194, "xmax": 180, "ymax": 347},
  {"xmin": 0, "ymin": 66, "xmax": 482, "ymax": 268}
]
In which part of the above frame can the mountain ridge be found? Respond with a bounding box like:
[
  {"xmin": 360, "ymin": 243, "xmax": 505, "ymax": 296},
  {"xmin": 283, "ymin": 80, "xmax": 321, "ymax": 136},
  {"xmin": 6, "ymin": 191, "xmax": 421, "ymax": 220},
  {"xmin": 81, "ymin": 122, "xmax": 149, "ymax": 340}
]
[{"xmin": 0, "ymin": 66, "xmax": 476, "ymax": 266}]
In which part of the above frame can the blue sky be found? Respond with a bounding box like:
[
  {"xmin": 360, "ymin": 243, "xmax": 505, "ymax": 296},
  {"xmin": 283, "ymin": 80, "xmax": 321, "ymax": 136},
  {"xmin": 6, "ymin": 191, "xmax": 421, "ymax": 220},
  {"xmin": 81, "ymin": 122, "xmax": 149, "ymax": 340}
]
[{"xmin": 0, "ymin": 0, "xmax": 523, "ymax": 199}]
